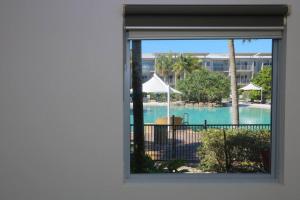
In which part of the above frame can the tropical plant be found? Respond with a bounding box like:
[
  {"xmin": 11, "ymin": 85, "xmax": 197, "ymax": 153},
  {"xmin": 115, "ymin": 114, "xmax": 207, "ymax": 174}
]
[
  {"xmin": 198, "ymin": 128, "xmax": 271, "ymax": 173},
  {"xmin": 157, "ymin": 160, "xmax": 187, "ymax": 173},
  {"xmin": 172, "ymin": 54, "xmax": 186, "ymax": 86},
  {"xmin": 249, "ymin": 66, "xmax": 272, "ymax": 102},
  {"xmin": 177, "ymin": 68, "xmax": 230, "ymax": 103},
  {"xmin": 155, "ymin": 53, "xmax": 175, "ymax": 83},
  {"xmin": 185, "ymin": 55, "xmax": 202, "ymax": 72},
  {"xmin": 130, "ymin": 154, "xmax": 187, "ymax": 173},
  {"xmin": 172, "ymin": 54, "xmax": 201, "ymax": 86},
  {"xmin": 228, "ymin": 39, "xmax": 239, "ymax": 124}
]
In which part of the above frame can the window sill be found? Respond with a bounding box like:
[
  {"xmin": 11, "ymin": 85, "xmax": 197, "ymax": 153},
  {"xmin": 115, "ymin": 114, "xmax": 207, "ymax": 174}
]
[{"xmin": 124, "ymin": 173, "xmax": 280, "ymax": 185}]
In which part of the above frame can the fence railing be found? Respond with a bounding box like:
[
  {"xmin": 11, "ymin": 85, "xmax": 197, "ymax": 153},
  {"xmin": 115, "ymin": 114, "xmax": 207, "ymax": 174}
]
[{"xmin": 130, "ymin": 120, "xmax": 270, "ymax": 162}]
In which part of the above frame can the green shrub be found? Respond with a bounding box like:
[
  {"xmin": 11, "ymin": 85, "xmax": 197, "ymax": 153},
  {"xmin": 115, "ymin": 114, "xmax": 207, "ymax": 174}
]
[
  {"xmin": 249, "ymin": 66, "xmax": 272, "ymax": 102},
  {"xmin": 158, "ymin": 160, "xmax": 187, "ymax": 173},
  {"xmin": 177, "ymin": 68, "xmax": 230, "ymax": 103},
  {"xmin": 130, "ymin": 154, "xmax": 157, "ymax": 173},
  {"xmin": 130, "ymin": 154, "xmax": 187, "ymax": 173},
  {"xmin": 198, "ymin": 128, "xmax": 270, "ymax": 173}
]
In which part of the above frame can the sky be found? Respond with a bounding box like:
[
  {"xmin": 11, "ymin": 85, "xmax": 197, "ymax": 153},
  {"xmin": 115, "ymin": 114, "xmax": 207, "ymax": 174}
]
[{"xmin": 141, "ymin": 39, "xmax": 272, "ymax": 54}]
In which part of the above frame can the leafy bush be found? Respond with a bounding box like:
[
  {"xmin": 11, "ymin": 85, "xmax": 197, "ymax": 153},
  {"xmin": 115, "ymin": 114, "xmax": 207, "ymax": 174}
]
[
  {"xmin": 198, "ymin": 128, "xmax": 271, "ymax": 173},
  {"xmin": 130, "ymin": 154, "xmax": 157, "ymax": 173},
  {"xmin": 130, "ymin": 154, "xmax": 187, "ymax": 173},
  {"xmin": 177, "ymin": 69, "xmax": 230, "ymax": 103},
  {"xmin": 249, "ymin": 66, "xmax": 272, "ymax": 102},
  {"xmin": 149, "ymin": 93, "xmax": 167, "ymax": 102},
  {"xmin": 158, "ymin": 160, "xmax": 187, "ymax": 173}
]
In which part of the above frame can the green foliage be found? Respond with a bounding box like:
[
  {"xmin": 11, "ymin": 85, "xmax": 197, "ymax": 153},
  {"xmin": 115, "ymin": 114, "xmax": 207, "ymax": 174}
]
[
  {"xmin": 159, "ymin": 160, "xmax": 187, "ymax": 173},
  {"xmin": 249, "ymin": 66, "xmax": 272, "ymax": 101},
  {"xmin": 177, "ymin": 68, "xmax": 230, "ymax": 103},
  {"xmin": 155, "ymin": 53, "xmax": 175, "ymax": 81},
  {"xmin": 149, "ymin": 93, "xmax": 167, "ymax": 102},
  {"xmin": 198, "ymin": 128, "xmax": 271, "ymax": 173},
  {"xmin": 155, "ymin": 53, "xmax": 202, "ymax": 85},
  {"xmin": 173, "ymin": 54, "xmax": 201, "ymax": 78},
  {"xmin": 130, "ymin": 154, "xmax": 157, "ymax": 173},
  {"xmin": 130, "ymin": 154, "xmax": 187, "ymax": 173}
]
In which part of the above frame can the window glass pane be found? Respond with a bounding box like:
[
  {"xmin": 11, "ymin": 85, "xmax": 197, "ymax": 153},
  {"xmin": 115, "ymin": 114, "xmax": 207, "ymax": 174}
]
[{"xmin": 129, "ymin": 39, "xmax": 273, "ymax": 174}]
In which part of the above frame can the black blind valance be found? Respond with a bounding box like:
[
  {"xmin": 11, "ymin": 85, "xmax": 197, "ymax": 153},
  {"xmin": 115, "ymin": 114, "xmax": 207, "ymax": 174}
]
[{"xmin": 124, "ymin": 5, "xmax": 288, "ymax": 29}]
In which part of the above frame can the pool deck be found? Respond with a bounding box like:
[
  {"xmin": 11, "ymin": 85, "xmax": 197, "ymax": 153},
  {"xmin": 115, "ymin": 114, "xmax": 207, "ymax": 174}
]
[
  {"xmin": 133, "ymin": 101, "xmax": 271, "ymax": 109},
  {"xmin": 237, "ymin": 102, "xmax": 271, "ymax": 109},
  {"xmin": 131, "ymin": 127, "xmax": 202, "ymax": 162}
]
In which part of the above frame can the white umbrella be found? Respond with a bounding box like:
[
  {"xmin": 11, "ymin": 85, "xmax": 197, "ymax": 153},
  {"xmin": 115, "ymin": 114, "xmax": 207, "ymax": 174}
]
[
  {"xmin": 240, "ymin": 83, "xmax": 263, "ymax": 102},
  {"xmin": 131, "ymin": 73, "xmax": 181, "ymax": 125}
]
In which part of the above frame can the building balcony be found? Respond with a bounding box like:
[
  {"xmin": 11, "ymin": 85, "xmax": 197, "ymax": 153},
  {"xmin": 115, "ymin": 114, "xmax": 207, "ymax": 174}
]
[{"xmin": 236, "ymin": 65, "xmax": 253, "ymax": 70}]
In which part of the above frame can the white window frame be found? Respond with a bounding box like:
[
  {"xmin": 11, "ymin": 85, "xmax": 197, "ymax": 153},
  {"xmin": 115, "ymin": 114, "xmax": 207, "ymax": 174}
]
[{"xmin": 123, "ymin": 31, "xmax": 286, "ymax": 184}]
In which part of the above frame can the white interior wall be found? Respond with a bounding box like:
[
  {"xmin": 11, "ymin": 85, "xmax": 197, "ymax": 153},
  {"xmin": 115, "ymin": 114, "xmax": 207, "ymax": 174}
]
[{"xmin": 0, "ymin": 0, "xmax": 299, "ymax": 199}]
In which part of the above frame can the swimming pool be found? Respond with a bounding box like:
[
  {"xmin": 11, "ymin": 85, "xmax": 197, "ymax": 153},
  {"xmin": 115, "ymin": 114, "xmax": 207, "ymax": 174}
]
[{"xmin": 130, "ymin": 105, "xmax": 271, "ymax": 124}]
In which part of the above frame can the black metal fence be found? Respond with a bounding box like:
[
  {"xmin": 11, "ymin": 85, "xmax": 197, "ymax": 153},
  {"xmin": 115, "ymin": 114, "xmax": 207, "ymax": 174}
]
[{"xmin": 130, "ymin": 121, "xmax": 270, "ymax": 162}]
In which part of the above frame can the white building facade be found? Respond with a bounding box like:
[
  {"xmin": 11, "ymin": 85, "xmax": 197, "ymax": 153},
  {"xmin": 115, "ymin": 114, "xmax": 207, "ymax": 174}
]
[{"xmin": 142, "ymin": 53, "xmax": 272, "ymax": 86}]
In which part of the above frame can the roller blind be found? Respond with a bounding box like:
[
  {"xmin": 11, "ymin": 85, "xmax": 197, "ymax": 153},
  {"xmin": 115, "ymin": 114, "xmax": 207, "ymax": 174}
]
[{"xmin": 124, "ymin": 5, "xmax": 288, "ymax": 39}]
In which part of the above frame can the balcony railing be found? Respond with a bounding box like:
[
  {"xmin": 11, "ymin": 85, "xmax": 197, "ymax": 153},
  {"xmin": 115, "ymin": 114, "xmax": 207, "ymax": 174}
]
[{"xmin": 236, "ymin": 65, "xmax": 253, "ymax": 70}]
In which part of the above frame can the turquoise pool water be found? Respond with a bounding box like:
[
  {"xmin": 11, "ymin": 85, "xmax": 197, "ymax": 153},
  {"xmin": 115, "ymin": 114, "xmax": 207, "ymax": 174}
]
[{"xmin": 130, "ymin": 105, "xmax": 271, "ymax": 124}]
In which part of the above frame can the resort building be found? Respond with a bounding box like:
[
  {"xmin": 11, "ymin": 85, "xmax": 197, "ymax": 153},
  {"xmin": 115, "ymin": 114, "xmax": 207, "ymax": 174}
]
[{"xmin": 142, "ymin": 53, "xmax": 272, "ymax": 86}]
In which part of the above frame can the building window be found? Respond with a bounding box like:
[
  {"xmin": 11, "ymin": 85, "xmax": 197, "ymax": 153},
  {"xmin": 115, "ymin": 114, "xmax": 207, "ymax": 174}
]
[{"xmin": 124, "ymin": 5, "xmax": 287, "ymax": 182}]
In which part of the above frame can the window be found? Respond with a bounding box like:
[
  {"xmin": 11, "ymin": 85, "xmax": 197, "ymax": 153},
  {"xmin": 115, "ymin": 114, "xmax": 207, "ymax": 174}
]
[
  {"xmin": 124, "ymin": 5, "xmax": 287, "ymax": 181},
  {"xmin": 213, "ymin": 61, "xmax": 227, "ymax": 71}
]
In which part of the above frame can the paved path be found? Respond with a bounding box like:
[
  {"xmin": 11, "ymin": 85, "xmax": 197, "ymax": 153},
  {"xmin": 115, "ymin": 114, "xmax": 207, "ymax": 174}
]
[{"xmin": 131, "ymin": 127, "xmax": 202, "ymax": 162}]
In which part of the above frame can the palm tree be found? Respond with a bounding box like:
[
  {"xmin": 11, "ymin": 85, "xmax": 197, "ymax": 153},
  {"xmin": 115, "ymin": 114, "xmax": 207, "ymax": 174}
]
[
  {"xmin": 155, "ymin": 53, "xmax": 174, "ymax": 83},
  {"xmin": 173, "ymin": 54, "xmax": 201, "ymax": 86},
  {"xmin": 131, "ymin": 40, "xmax": 145, "ymax": 172},
  {"xmin": 228, "ymin": 39, "xmax": 239, "ymax": 124},
  {"xmin": 172, "ymin": 54, "xmax": 186, "ymax": 86},
  {"xmin": 185, "ymin": 55, "xmax": 202, "ymax": 75}
]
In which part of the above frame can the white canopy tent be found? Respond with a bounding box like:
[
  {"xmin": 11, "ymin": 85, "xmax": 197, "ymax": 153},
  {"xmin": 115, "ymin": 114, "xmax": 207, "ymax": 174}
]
[
  {"xmin": 240, "ymin": 83, "xmax": 263, "ymax": 102},
  {"xmin": 131, "ymin": 73, "xmax": 182, "ymax": 125}
]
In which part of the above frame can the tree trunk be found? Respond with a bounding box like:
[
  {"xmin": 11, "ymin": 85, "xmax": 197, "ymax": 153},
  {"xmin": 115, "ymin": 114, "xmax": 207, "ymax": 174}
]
[
  {"xmin": 228, "ymin": 39, "xmax": 239, "ymax": 124},
  {"xmin": 131, "ymin": 40, "xmax": 145, "ymax": 172}
]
